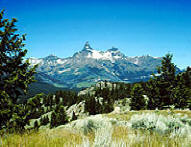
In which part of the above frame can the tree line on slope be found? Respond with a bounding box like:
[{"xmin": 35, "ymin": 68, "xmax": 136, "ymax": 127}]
[
  {"xmin": 130, "ymin": 54, "xmax": 191, "ymax": 110},
  {"xmin": 84, "ymin": 55, "xmax": 191, "ymax": 114}
]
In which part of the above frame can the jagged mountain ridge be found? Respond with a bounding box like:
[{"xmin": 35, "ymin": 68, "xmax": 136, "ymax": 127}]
[{"xmin": 29, "ymin": 42, "xmax": 163, "ymax": 88}]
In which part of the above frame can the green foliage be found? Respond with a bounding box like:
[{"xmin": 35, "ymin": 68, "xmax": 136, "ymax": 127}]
[
  {"xmin": 27, "ymin": 93, "xmax": 44, "ymax": 119},
  {"xmin": 40, "ymin": 115, "xmax": 49, "ymax": 126},
  {"xmin": 172, "ymin": 67, "xmax": 191, "ymax": 108},
  {"xmin": 129, "ymin": 54, "xmax": 191, "ymax": 110},
  {"xmin": 0, "ymin": 91, "xmax": 13, "ymax": 130},
  {"xmin": 158, "ymin": 54, "xmax": 176, "ymax": 83},
  {"xmin": 144, "ymin": 54, "xmax": 191, "ymax": 110},
  {"xmin": 146, "ymin": 79, "xmax": 161, "ymax": 109},
  {"xmin": 19, "ymin": 81, "xmax": 66, "ymax": 102},
  {"xmin": 130, "ymin": 83, "xmax": 146, "ymax": 110},
  {"xmin": 85, "ymin": 95, "xmax": 102, "ymax": 115},
  {"xmin": 0, "ymin": 10, "xmax": 37, "ymax": 101},
  {"xmin": 0, "ymin": 10, "xmax": 37, "ymax": 131},
  {"xmin": 50, "ymin": 112, "xmax": 56, "ymax": 128},
  {"xmin": 84, "ymin": 86, "xmax": 116, "ymax": 115},
  {"xmin": 50, "ymin": 104, "xmax": 68, "ymax": 128},
  {"xmin": 33, "ymin": 120, "xmax": 39, "ymax": 130},
  {"xmin": 155, "ymin": 54, "xmax": 176, "ymax": 107},
  {"xmin": 84, "ymin": 82, "xmax": 132, "ymax": 115}
]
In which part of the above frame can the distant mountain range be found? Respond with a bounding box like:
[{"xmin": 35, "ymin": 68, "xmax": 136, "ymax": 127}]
[{"xmin": 28, "ymin": 42, "xmax": 178, "ymax": 89}]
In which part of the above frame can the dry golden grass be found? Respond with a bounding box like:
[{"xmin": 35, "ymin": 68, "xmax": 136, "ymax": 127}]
[
  {"xmin": 1, "ymin": 110, "xmax": 191, "ymax": 147},
  {"xmin": 112, "ymin": 126, "xmax": 191, "ymax": 147},
  {"xmin": 1, "ymin": 128, "xmax": 82, "ymax": 147}
]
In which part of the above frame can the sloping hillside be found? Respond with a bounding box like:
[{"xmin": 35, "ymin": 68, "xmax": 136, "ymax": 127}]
[{"xmin": 2, "ymin": 110, "xmax": 191, "ymax": 146}]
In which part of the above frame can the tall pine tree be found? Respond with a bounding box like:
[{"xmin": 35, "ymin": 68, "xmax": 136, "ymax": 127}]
[
  {"xmin": 130, "ymin": 83, "xmax": 146, "ymax": 110},
  {"xmin": 0, "ymin": 10, "xmax": 37, "ymax": 130},
  {"xmin": 157, "ymin": 54, "xmax": 176, "ymax": 107},
  {"xmin": 146, "ymin": 54, "xmax": 176, "ymax": 109}
]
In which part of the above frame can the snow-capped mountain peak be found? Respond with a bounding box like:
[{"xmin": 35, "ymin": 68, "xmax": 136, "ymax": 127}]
[
  {"xmin": 28, "ymin": 42, "xmax": 168, "ymax": 89},
  {"xmin": 83, "ymin": 41, "xmax": 93, "ymax": 50},
  {"xmin": 86, "ymin": 49, "xmax": 123, "ymax": 62},
  {"xmin": 82, "ymin": 43, "xmax": 124, "ymax": 62},
  {"xmin": 44, "ymin": 54, "xmax": 59, "ymax": 60},
  {"xmin": 28, "ymin": 57, "xmax": 43, "ymax": 65},
  {"xmin": 107, "ymin": 47, "xmax": 119, "ymax": 52}
]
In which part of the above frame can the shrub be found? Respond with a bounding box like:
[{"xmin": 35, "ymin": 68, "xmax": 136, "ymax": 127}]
[
  {"xmin": 66, "ymin": 115, "xmax": 116, "ymax": 135},
  {"xmin": 129, "ymin": 113, "xmax": 191, "ymax": 137}
]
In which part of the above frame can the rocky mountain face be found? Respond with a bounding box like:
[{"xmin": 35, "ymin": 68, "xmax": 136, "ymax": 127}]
[{"xmin": 29, "ymin": 42, "xmax": 163, "ymax": 89}]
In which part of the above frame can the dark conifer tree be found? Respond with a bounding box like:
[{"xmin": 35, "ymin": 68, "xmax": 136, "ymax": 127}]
[
  {"xmin": 145, "ymin": 54, "xmax": 177, "ymax": 109},
  {"xmin": 50, "ymin": 112, "xmax": 56, "ymax": 128},
  {"xmin": 85, "ymin": 95, "xmax": 97, "ymax": 115},
  {"xmin": 57, "ymin": 106, "xmax": 68, "ymax": 125},
  {"xmin": 156, "ymin": 54, "xmax": 176, "ymax": 106},
  {"xmin": 130, "ymin": 83, "xmax": 146, "ymax": 110},
  {"xmin": 0, "ymin": 10, "xmax": 37, "ymax": 130},
  {"xmin": 71, "ymin": 111, "xmax": 77, "ymax": 121},
  {"xmin": 34, "ymin": 120, "xmax": 39, "ymax": 130}
]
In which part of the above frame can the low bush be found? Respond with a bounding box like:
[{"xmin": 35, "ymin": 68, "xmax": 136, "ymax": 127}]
[
  {"xmin": 66, "ymin": 115, "xmax": 116, "ymax": 135},
  {"xmin": 129, "ymin": 112, "xmax": 191, "ymax": 137}
]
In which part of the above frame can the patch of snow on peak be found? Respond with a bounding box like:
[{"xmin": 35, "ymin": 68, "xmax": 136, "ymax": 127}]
[
  {"xmin": 58, "ymin": 68, "xmax": 71, "ymax": 74},
  {"xmin": 85, "ymin": 48, "xmax": 93, "ymax": 51},
  {"xmin": 153, "ymin": 57, "xmax": 160, "ymax": 59},
  {"xmin": 29, "ymin": 58, "xmax": 42, "ymax": 65},
  {"xmin": 134, "ymin": 58, "xmax": 139, "ymax": 65},
  {"xmin": 113, "ymin": 55, "xmax": 121, "ymax": 59},
  {"xmin": 103, "ymin": 51, "xmax": 113, "ymax": 60},
  {"xmin": 87, "ymin": 50, "xmax": 104, "ymax": 59},
  {"xmin": 87, "ymin": 50, "xmax": 121, "ymax": 62},
  {"xmin": 57, "ymin": 59, "xmax": 66, "ymax": 64}
]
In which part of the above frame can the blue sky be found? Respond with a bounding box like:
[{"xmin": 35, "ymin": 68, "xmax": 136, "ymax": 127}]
[{"xmin": 0, "ymin": 0, "xmax": 191, "ymax": 69}]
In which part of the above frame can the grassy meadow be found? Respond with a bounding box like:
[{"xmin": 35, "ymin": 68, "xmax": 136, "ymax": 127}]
[{"xmin": 1, "ymin": 110, "xmax": 191, "ymax": 147}]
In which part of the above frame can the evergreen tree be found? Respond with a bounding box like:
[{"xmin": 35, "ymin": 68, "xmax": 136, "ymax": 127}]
[
  {"xmin": 171, "ymin": 85, "xmax": 190, "ymax": 109},
  {"xmin": 146, "ymin": 79, "xmax": 161, "ymax": 109},
  {"xmin": 34, "ymin": 120, "xmax": 39, "ymax": 130},
  {"xmin": 40, "ymin": 116, "xmax": 49, "ymax": 126},
  {"xmin": 85, "ymin": 95, "xmax": 97, "ymax": 115},
  {"xmin": 0, "ymin": 92, "xmax": 13, "ymax": 130},
  {"xmin": 172, "ymin": 69, "xmax": 191, "ymax": 108},
  {"xmin": 10, "ymin": 104, "xmax": 30, "ymax": 131},
  {"xmin": 55, "ymin": 92, "xmax": 60, "ymax": 104},
  {"xmin": 0, "ymin": 10, "xmax": 37, "ymax": 101},
  {"xmin": 130, "ymin": 83, "xmax": 146, "ymax": 110},
  {"xmin": 50, "ymin": 112, "xmax": 56, "ymax": 128},
  {"xmin": 71, "ymin": 111, "xmax": 77, "ymax": 121},
  {"xmin": 27, "ymin": 93, "xmax": 44, "ymax": 119},
  {"xmin": 50, "ymin": 105, "xmax": 68, "ymax": 128},
  {"xmin": 57, "ymin": 106, "xmax": 68, "ymax": 126},
  {"xmin": 46, "ymin": 115, "xmax": 49, "ymax": 124},
  {"xmin": 145, "ymin": 54, "xmax": 177, "ymax": 109},
  {"xmin": 0, "ymin": 10, "xmax": 37, "ymax": 130},
  {"xmin": 180, "ymin": 67, "xmax": 191, "ymax": 88},
  {"xmin": 156, "ymin": 54, "xmax": 176, "ymax": 107},
  {"xmin": 40, "ymin": 117, "xmax": 43, "ymax": 125}
]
